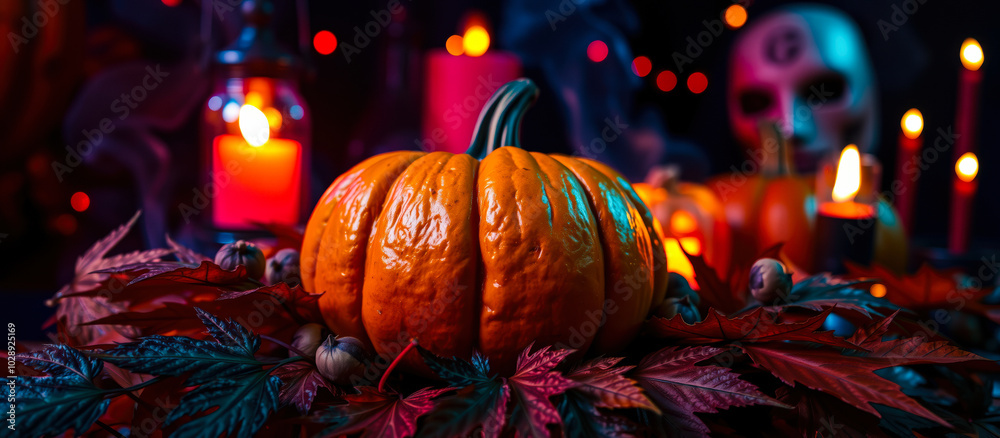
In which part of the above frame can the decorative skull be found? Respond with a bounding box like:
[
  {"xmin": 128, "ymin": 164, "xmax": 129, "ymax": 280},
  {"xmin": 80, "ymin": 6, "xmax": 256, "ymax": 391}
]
[{"xmin": 728, "ymin": 4, "xmax": 879, "ymax": 172}]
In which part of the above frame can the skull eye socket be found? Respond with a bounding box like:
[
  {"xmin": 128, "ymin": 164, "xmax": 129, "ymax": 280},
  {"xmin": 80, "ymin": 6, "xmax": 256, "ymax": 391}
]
[
  {"xmin": 739, "ymin": 89, "xmax": 773, "ymax": 115},
  {"xmin": 800, "ymin": 73, "xmax": 846, "ymax": 105}
]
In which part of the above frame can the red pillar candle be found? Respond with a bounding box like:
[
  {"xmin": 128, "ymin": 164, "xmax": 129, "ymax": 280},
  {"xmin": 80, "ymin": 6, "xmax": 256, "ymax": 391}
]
[
  {"xmin": 814, "ymin": 145, "xmax": 877, "ymax": 274},
  {"xmin": 954, "ymin": 39, "xmax": 983, "ymax": 159},
  {"xmin": 422, "ymin": 21, "xmax": 521, "ymax": 153},
  {"xmin": 895, "ymin": 108, "xmax": 923, "ymax": 235},
  {"xmin": 211, "ymin": 104, "xmax": 303, "ymax": 229},
  {"xmin": 949, "ymin": 152, "xmax": 979, "ymax": 254}
]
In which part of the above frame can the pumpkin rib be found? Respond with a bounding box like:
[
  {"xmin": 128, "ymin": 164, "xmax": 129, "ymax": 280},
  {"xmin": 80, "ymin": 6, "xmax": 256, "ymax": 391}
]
[
  {"xmin": 362, "ymin": 152, "xmax": 481, "ymax": 373},
  {"xmin": 551, "ymin": 155, "xmax": 654, "ymax": 354},
  {"xmin": 302, "ymin": 152, "xmax": 414, "ymax": 293},
  {"xmin": 477, "ymin": 147, "xmax": 605, "ymax": 373},
  {"xmin": 577, "ymin": 158, "xmax": 669, "ymax": 311},
  {"xmin": 313, "ymin": 152, "xmax": 425, "ymax": 345}
]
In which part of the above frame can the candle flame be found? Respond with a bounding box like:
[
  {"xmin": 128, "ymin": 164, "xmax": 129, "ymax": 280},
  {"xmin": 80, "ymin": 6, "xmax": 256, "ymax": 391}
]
[
  {"xmin": 956, "ymin": 152, "xmax": 979, "ymax": 182},
  {"xmin": 462, "ymin": 25, "xmax": 490, "ymax": 57},
  {"xmin": 901, "ymin": 108, "xmax": 923, "ymax": 139},
  {"xmin": 832, "ymin": 145, "xmax": 862, "ymax": 203},
  {"xmin": 239, "ymin": 104, "xmax": 270, "ymax": 147},
  {"xmin": 961, "ymin": 38, "xmax": 984, "ymax": 71}
]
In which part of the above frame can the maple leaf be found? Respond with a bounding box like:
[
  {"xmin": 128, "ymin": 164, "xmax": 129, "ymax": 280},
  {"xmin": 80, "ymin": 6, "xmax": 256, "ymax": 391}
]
[
  {"xmin": 683, "ymin": 250, "xmax": 741, "ymax": 314},
  {"xmin": 508, "ymin": 344, "xmax": 578, "ymax": 438},
  {"xmin": 218, "ymin": 282, "xmax": 325, "ymax": 325},
  {"xmin": 164, "ymin": 371, "xmax": 282, "ymax": 438},
  {"xmin": 421, "ymin": 383, "xmax": 511, "ymax": 438},
  {"xmin": 49, "ymin": 211, "xmax": 175, "ymax": 345},
  {"xmin": 741, "ymin": 342, "xmax": 950, "ymax": 426},
  {"xmin": 272, "ymin": 361, "xmax": 337, "ymax": 414},
  {"xmin": 129, "ymin": 376, "xmax": 189, "ymax": 436},
  {"xmin": 111, "ymin": 261, "xmax": 255, "ymax": 306},
  {"xmin": 166, "ymin": 234, "xmax": 211, "ymax": 263},
  {"xmin": 94, "ymin": 309, "xmax": 266, "ymax": 385},
  {"xmin": 757, "ymin": 274, "xmax": 900, "ymax": 318},
  {"xmin": 316, "ymin": 386, "xmax": 450, "ymax": 438},
  {"xmin": 417, "ymin": 345, "xmax": 494, "ymax": 387},
  {"xmin": 847, "ymin": 311, "xmax": 987, "ymax": 367},
  {"xmin": 631, "ymin": 346, "xmax": 788, "ymax": 436},
  {"xmin": 846, "ymin": 263, "xmax": 985, "ymax": 308},
  {"xmin": 775, "ymin": 386, "xmax": 878, "ymax": 438},
  {"xmin": 556, "ymin": 391, "xmax": 637, "ymax": 438},
  {"xmin": 565, "ymin": 357, "xmax": 659, "ymax": 412},
  {"xmin": 646, "ymin": 306, "xmax": 860, "ymax": 349},
  {"xmin": 16, "ymin": 345, "xmax": 112, "ymax": 437}
]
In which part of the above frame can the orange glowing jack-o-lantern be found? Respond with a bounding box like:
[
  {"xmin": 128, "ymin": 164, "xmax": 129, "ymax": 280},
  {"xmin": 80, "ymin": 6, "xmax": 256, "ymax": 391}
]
[{"xmin": 634, "ymin": 167, "xmax": 731, "ymax": 288}]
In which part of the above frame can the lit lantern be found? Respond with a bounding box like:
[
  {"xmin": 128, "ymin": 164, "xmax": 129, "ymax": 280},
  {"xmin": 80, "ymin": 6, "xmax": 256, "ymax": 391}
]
[
  {"xmin": 201, "ymin": 0, "xmax": 310, "ymax": 237},
  {"xmin": 634, "ymin": 166, "xmax": 731, "ymax": 288}
]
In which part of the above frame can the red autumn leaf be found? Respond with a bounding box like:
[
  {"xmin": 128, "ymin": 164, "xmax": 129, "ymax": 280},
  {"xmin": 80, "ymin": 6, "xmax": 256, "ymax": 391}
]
[
  {"xmin": 130, "ymin": 376, "xmax": 189, "ymax": 437},
  {"xmin": 631, "ymin": 346, "xmax": 788, "ymax": 436},
  {"xmin": 847, "ymin": 311, "xmax": 987, "ymax": 367},
  {"xmin": 272, "ymin": 361, "xmax": 337, "ymax": 414},
  {"xmin": 218, "ymin": 282, "xmax": 324, "ymax": 326},
  {"xmin": 845, "ymin": 263, "xmax": 985, "ymax": 308},
  {"xmin": 319, "ymin": 386, "xmax": 450, "ymax": 438},
  {"xmin": 565, "ymin": 357, "xmax": 659, "ymax": 412},
  {"xmin": 166, "ymin": 234, "xmax": 211, "ymax": 264},
  {"xmin": 50, "ymin": 211, "xmax": 174, "ymax": 345},
  {"xmin": 508, "ymin": 344, "xmax": 578, "ymax": 438},
  {"xmin": 775, "ymin": 386, "xmax": 881, "ymax": 438},
  {"xmin": 647, "ymin": 306, "xmax": 860, "ymax": 349},
  {"xmin": 741, "ymin": 342, "xmax": 950, "ymax": 426}
]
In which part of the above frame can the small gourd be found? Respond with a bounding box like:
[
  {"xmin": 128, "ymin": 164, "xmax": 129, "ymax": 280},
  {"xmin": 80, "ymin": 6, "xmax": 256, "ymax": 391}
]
[{"xmin": 214, "ymin": 240, "xmax": 266, "ymax": 279}]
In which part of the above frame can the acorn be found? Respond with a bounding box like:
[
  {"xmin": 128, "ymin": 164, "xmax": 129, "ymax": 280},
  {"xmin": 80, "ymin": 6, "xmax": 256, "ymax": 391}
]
[
  {"xmin": 654, "ymin": 295, "xmax": 701, "ymax": 323},
  {"xmin": 214, "ymin": 240, "xmax": 266, "ymax": 279},
  {"xmin": 749, "ymin": 258, "xmax": 793, "ymax": 304},
  {"xmin": 266, "ymin": 248, "xmax": 301, "ymax": 286},
  {"xmin": 316, "ymin": 335, "xmax": 367, "ymax": 385},
  {"xmin": 289, "ymin": 323, "xmax": 328, "ymax": 357}
]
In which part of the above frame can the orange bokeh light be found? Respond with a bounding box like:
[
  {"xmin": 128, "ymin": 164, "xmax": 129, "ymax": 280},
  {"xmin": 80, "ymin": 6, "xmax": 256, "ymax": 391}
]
[{"xmin": 724, "ymin": 4, "xmax": 748, "ymax": 29}]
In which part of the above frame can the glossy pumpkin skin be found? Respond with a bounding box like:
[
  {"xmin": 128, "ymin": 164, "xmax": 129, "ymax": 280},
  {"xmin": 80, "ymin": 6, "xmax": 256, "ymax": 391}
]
[{"xmin": 301, "ymin": 80, "xmax": 667, "ymax": 373}]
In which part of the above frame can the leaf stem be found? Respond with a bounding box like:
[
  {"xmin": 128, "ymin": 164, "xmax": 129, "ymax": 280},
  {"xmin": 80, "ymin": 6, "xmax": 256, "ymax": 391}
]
[
  {"xmin": 265, "ymin": 356, "xmax": 306, "ymax": 374},
  {"xmin": 107, "ymin": 376, "xmax": 163, "ymax": 395},
  {"xmin": 379, "ymin": 339, "xmax": 418, "ymax": 393},
  {"xmin": 260, "ymin": 334, "xmax": 310, "ymax": 358},
  {"xmin": 95, "ymin": 420, "xmax": 126, "ymax": 438}
]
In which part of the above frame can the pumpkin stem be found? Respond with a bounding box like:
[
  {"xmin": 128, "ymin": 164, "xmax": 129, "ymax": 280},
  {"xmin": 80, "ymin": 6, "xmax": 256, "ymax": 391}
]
[
  {"xmin": 378, "ymin": 338, "xmax": 418, "ymax": 393},
  {"xmin": 758, "ymin": 121, "xmax": 793, "ymax": 176},
  {"xmin": 465, "ymin": 78, "xmax": 539, "ymax": 159}
]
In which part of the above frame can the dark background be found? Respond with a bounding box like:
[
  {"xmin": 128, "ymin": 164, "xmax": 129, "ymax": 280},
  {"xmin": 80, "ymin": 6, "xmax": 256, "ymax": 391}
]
[{"xmin": 1, "ymin": 0, "xmax": 997, "ymax": 340}]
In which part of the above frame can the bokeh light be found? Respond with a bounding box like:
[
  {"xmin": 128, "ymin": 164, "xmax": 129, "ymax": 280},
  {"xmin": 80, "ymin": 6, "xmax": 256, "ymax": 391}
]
[
  {"xmin": 313, "ymin": 30, "xmax": 338, "ymax": 55},
  {"xmin": 631, "ymin": 56, "xmax": 652, "ymax": 77},
  {"xmin": 71, "ymin": 192, "xmax": 90, "ymax": 212},
  {"xmin": 446, "ymin": 35, "xmax": 464, "ymax": 56},
  {"xmin": 724, "ymin": 4, "xmax": 748, "ymax": 29},
  {"xmin": 656, "ymin": 71, "xmax": 677, "ymax": 92},
  {"xmin": 587, "ymin": 40, "xmax": 609, "ymax": 62},
  {"xmin": 687, "ymin": 72, "xmax": 708, "ymax": 94},
  {"xmin": 462, "ymin": 25, "xmax": 490, "ymax": 57}
]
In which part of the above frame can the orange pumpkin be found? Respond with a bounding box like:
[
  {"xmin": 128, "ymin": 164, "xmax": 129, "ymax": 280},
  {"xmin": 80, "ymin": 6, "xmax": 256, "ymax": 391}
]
[
  {"xmin": 301, "ymin": 79, "xmax": 668, "ymax": 373},
  {"xmin": 633, "ymin": 166, "xmax": 731, "ymax": 286},
  {"xmin": 708, "ymin": 125, "xmax": 906, "ymax": 273}
]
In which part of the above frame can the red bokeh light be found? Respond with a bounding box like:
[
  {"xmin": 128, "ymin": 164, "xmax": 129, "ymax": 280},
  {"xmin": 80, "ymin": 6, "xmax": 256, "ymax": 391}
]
[
  {"xmin": 587, "ymin": 40, "xmax": 608, "ymax": 62},
  {"xmin": 687, "ymin": 72, "xmax": 708, "ymax": 94},
  {"xmin": 631, "ymin": 56, "xmax": 652, "ymax": 77},
  {"xmin": 161, "ymin": 0, "xmax": 181, "ymax": 6},
  {"xmin": 313, "ymin": 30, "xmax": 338, "ymax": 55},
  {"xmin": 71, "ymin": 191, "xmax": 90, "ymax": 212},
  {"xmin": 656, "ymin": 71, "xmax": 677, "ymax": 92}
]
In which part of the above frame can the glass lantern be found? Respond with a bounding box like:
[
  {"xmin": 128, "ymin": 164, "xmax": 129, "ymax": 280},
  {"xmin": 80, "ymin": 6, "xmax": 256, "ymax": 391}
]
[{"xmin": 201, "ymin": 0, "xmax": 310, "ymax": 241}]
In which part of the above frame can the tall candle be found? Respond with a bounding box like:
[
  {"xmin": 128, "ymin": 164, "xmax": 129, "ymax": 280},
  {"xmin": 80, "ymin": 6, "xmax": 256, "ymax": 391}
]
[
  {"xmin": 948, "ymin": 152, "xmax": 978, "ymax": 254},
  {"xmin": 954, "ymin": 38, "xmax": 983, "ymax": 159},
  {"xmin": 814, "ymin": 145, "xmax": 877, "ymax": 274},
  {"xmin": 422, "ymin": 20, "xmax": 521, "ymax": 153},
  {"xmin": 895, "ymin": 108, "xmax": 923, "ymax": 235},
  {"xmin": 211, "ymin": 104, "xmax": 302, "ymax": 229}
]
